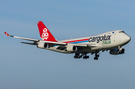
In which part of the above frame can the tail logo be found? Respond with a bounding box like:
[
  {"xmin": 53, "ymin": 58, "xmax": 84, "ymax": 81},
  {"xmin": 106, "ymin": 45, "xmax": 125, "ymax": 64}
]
[{"xmin": 42, "ymin": 28, "xmax": 49, "ymax": 40}]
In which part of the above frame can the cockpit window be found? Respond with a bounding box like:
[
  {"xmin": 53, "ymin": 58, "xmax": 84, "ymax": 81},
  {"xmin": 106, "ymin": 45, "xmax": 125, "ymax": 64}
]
[{"xmin": 119, "ymin": 31, "xmax": 125, "ymax": 33}]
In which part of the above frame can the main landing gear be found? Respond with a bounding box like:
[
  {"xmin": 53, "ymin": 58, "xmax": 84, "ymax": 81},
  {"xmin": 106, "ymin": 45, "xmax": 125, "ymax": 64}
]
[
  {"xmin": 74, "ymin": 52, "xmax": 82, "ymax": 59},
  {"xmin": 74, "ymin": 53, "xmax": 89, "ymax": 59},
  {"xmin": 94, "ymin": 53, "xmax": 100, "ymax": 60},
  {"xmin": 74, "ymin": 52, "xmax": 100, "ymax": 60},
  {"xmin": 83, "ymin": 53, "xmax": 89, "ymax": 59}
]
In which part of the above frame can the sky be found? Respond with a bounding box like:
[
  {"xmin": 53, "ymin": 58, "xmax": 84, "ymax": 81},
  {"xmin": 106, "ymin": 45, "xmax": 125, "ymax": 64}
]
[{"xmin": 0, "ymin": 0, "xmax": 135, "ymax": 89}]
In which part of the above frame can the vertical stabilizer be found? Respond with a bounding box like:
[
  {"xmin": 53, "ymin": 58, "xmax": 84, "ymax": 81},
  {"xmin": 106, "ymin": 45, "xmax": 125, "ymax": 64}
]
[{"xmin": 37, "ymin": 21, "xmax": 57, "ymax": 42}]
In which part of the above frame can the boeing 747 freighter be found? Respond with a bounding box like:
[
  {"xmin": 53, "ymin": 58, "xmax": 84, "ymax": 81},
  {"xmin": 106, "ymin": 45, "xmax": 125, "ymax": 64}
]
[{"xmin": 4, "ymin": 21, "xmax": 131, "ymax": 60}]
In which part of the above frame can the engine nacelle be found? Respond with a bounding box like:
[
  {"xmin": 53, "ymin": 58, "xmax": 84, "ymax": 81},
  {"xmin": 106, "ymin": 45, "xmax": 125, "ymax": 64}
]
[
  {"xmin": 37, "ymin": 43, "xmax": 48, "ymax": 49},
  {"xmin": 66, "ymin": 46, "xmax": 77, "ymax": 52},
  {"xmin": 110, "ymin": 48, "xmax": 125, "ymax": 55}
]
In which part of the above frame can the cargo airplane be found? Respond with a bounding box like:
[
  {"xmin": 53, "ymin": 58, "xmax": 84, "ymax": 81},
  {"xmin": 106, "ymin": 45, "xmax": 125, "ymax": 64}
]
[{"xmin": 4, "ymin": 21, "xmax": 131, "ymax": 60}]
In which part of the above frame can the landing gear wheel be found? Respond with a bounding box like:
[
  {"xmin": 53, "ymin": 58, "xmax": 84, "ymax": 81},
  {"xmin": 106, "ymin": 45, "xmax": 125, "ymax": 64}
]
[
  {"xmin": 96, "ymin": 55, "xmax": 99, "ymax": 57},
  {"xmin": 74, "ymin": 52, "xmax": 82, "ymax": 59},
  {"xmin": 83, "ymin": 56, "xmax": 89, "ymax": 59},
  {"xmin": 94, "ymin": 57, "xmax": 98, "ymax": 60},
  {"xmin": 82, "ymin": 53, "xmax": 89, "ymax": 59},
  {"xmin": 74, "ymin": 56, "xmax": 81, "ymax": 59},
  {"xmin": 74, "ymin": 52, "xmax": 89, "ymax": 59}
]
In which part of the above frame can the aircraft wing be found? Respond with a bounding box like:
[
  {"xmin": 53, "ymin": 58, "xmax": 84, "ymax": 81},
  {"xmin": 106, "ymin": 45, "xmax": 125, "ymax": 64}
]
[
  {"xmin": 4, "ymin": 32, "xmax": 67, "ymax": 45},
  {"xmin": 4, "ymin": 32, "xmax": 98, "ymax": 47}
]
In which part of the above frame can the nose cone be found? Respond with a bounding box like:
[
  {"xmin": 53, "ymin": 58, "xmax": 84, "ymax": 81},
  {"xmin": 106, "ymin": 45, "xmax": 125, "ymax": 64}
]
[{"xmin": 125, "ymin": 35, "xmax": 131, "ymax": 43}]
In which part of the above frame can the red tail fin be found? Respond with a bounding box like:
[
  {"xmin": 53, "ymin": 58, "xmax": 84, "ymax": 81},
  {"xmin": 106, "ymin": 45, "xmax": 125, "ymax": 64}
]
[{"xmin": 37, "ymin": 21, "xmax": 57, "ymax": 42}]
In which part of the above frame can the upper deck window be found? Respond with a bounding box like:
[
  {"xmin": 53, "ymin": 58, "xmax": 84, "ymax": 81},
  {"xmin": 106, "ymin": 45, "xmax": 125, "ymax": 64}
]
[{"xmin": 119, "ymin": 31, "xmax": 125, "ymax": 33}]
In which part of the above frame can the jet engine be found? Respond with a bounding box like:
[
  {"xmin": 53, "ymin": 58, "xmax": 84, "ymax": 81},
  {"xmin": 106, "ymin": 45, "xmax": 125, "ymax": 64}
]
[
  {"xmin": 37, "ymin": 43, "xmax": 48, "ymax": 49},
  {"xmin": 66, "ymin": 46, "xmax": 77, "ymax": 52},
  {"xmin": 110, "ymin": 48, "xmax": 125, "ymax": 55}
]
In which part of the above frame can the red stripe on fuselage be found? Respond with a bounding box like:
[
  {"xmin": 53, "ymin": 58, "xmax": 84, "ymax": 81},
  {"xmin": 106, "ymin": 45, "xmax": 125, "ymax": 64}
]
[{"xmin": 63, "ymin": 39, "xmax": 89, "ymax": 43}]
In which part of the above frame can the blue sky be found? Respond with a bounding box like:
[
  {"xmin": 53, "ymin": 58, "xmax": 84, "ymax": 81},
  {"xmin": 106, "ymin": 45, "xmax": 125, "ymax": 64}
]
[{"xmin": 1, "ymin": 0, "xmax": 135, "ymax": 89}]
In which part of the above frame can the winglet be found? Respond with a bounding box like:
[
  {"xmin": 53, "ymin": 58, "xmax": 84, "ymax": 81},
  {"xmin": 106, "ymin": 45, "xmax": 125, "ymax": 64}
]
[{"xmin": 4, "ymin": 32, "xmax": 10, "ymax": 36}]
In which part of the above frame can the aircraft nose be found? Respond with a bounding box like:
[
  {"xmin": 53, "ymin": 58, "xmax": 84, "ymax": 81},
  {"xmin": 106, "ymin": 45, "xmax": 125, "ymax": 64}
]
[{"xmin": 125, "ymin": 35, "xmax": 131, "ymax": 43}]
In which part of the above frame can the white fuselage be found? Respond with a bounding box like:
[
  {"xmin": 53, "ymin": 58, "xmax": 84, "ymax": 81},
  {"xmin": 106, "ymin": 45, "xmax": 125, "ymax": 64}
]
[{"xmin": 42, "ymin": 30, "xmax": 131, "ymax": 54}]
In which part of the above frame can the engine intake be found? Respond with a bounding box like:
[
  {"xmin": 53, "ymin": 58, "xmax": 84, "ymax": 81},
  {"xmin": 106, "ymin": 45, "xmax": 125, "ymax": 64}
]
[
  {"xmin": 37, "ymin": 43, "xmax": 48, "ymax": 49},
  {"xmin": 110, "ymin": 48, "xmax": 125, "ymax": 55},
  {"xmin": 66, "ymin": 46, "xmax": 77, "ymax": 52}
]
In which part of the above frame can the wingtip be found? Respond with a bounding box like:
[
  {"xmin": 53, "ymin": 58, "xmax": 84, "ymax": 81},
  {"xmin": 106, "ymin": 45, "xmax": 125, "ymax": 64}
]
[{"xmin": 4, "ymin": 32, "xmax": 10, "ymax": 36}]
